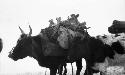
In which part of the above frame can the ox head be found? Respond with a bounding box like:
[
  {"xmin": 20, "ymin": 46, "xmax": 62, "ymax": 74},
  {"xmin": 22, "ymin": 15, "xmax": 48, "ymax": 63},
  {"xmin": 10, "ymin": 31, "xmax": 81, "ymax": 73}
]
[
  {"xmin": 8, "ymin": 25, "xmax": 32, "ymax": 61},
  {"xmin": 108, "ymin": 20, "xmax": 125, "ymax": 34},
  {"xmin": 108, "ymin": 20, "xmax": 119, "ymax": 34},
  {"xmin": 101, "ymin": 37, "xmax": 125, "ymax": 59},
  {"xmin": 103, "ymin": 40, "xmax": 125, "ymax": 61}
]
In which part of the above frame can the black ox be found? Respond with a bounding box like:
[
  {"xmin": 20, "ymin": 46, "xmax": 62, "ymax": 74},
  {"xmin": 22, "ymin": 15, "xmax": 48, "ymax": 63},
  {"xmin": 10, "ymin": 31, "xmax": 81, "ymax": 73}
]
[
  {"xmin": 8, "ymin": 26, "xmax": 66, "ymax": 75},
  {"xmin": 8, "ymin": 26, "xmax": 125, "ymax": 75}
]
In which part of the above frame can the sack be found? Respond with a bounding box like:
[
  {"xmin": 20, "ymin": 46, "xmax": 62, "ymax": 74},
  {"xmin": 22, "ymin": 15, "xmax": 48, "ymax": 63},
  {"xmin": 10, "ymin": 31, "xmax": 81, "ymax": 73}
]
[
  {"xmin": 39, "ymin": 33, "xmax": 65, "ymax": 56},
  {"xmin": 57, "ymin": 26, "xmax": 69, "ymax": 49},
  {"xmin": 57, "ymin": 26, "xmax": 85, "ymax": 49}
]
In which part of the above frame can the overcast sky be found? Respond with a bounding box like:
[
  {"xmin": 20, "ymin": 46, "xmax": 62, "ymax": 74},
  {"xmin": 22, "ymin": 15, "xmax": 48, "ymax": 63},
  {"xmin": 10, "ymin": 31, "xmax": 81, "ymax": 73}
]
[{"xmin": 0, "ymin": 0, "xmax": 125, "ymax": 74}]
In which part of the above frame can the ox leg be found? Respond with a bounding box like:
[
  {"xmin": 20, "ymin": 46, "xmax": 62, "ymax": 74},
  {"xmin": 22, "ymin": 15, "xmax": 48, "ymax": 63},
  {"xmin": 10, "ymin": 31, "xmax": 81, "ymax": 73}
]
[
  {"xmin": 84, "ymin": 66, "xmax": 93, "ymax": 75},
  {"xmin": 58, "ymin": 63, "xmax": 67, "ymax": 75},
  {"xmin": 76, "ymin": 58, "xmax": 82, "ymax": 75},
  {"xmin": 84, "ymin": 60, "xmax": 93, "ymax": 75},
  {"xmin": 63, "ymin": 63, "xmax": 67, "ymax": 75},
  {"xmin": 50, "ymin": 67, "xmax": 58, "ymax": 75},
  {"xmin": 58, "ymin": 64, "xmax": 63, "ymax": 75}
]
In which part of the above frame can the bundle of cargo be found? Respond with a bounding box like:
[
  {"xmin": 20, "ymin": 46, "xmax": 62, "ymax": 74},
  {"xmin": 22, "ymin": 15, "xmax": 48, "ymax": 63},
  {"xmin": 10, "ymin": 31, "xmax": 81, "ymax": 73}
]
[{"xmin": 40, "ymin": 14, "xmax": 90, "ymax": 50}]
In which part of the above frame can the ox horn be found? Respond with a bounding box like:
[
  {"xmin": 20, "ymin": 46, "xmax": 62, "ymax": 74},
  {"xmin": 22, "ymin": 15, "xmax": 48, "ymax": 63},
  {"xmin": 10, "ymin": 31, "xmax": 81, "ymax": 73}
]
[
  {"xmin": 29, "ymin": 25, "xmax": 32, "ymax": 36},
  {"xmin": 19, "ymin": 26, "xmax": 25, "ymax": 34}
]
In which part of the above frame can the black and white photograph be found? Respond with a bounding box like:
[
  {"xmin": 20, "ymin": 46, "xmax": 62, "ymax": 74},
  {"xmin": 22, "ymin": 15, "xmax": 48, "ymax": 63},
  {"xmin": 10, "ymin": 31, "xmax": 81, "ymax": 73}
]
[{"xmin": 0, "ymin": 0, "xmax": 125, "ymax": 75}]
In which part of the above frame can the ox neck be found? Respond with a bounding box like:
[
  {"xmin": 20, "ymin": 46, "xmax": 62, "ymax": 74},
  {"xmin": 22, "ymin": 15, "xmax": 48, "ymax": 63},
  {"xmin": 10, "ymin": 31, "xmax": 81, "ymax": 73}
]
[
  {"xmin": 30, "ymin": 36, "xmax": 44, "ymax": 60},
  {"xmin": 30, "ymin": 38, "xmax": 39, "ymax": 59}
]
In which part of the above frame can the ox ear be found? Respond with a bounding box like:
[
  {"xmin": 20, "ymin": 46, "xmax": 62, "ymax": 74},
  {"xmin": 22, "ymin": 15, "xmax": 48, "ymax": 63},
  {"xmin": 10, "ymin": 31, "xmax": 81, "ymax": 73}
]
[
  {"xmin": 19, "ymin": 26, "xmax": 25, "ymax": 34},
  {"xmin": 29, "ymin": 25, "xmax": 32, "ymax": 36}
]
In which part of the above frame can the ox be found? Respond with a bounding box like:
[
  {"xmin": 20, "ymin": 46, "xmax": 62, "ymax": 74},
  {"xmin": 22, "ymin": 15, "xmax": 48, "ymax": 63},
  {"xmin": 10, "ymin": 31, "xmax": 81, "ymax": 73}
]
[{"xmin": 8, "ymin": 26, "xmax": 67, "ymax": 75}]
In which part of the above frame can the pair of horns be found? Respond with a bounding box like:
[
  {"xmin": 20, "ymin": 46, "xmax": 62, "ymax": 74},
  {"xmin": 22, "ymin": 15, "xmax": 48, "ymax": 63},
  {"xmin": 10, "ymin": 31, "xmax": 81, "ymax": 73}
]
[{"xmin": 19, "ymin": 25, "xmax": 32, "ymax": 36}]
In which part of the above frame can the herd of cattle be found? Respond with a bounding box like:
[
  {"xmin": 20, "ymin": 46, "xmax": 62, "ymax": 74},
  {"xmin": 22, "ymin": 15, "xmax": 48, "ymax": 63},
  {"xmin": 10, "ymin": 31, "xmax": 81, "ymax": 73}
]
[{"xmin": 0, "ymin": 14, "xmax": 125, "ymax": 75}]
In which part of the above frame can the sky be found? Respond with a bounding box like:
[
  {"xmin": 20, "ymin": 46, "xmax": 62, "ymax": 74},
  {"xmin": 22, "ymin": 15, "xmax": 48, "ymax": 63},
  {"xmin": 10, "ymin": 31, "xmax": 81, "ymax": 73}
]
[{"xmin": 0, "ymin": 0, "xmax": 125, "ymax": 74}]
